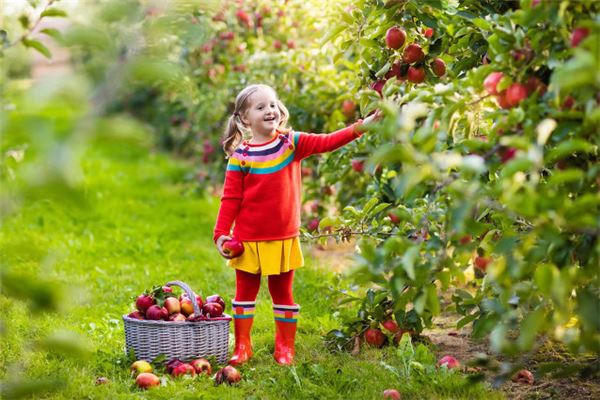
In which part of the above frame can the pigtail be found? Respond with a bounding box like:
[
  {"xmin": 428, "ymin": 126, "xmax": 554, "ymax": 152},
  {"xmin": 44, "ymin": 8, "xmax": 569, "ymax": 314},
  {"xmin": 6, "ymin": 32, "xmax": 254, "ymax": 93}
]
[
  {"xmin": 222, "ymin": 113, "xmax": 245, "ymax": 158},
  {"xmin": 276, "ymin": 100, "xmax": 292, "ymax": 133}
]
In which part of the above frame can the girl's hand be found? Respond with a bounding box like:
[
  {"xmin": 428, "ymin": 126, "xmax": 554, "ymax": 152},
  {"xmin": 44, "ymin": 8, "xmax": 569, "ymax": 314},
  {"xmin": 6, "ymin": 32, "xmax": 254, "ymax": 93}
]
[
  {"xmin": 362, "ymin": 109, "xmax": 383, "ymax": 125},
  {"xmin": 216, "ymin": 235, "xmax": 234, "ymax": 259}
]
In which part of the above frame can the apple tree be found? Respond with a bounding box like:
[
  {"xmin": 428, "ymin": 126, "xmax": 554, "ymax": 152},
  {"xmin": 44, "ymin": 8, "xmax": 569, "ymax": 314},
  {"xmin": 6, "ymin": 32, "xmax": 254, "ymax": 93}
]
[{"xmin": 315, "ymin": 0, "xmax": 599, "ymax": 364}]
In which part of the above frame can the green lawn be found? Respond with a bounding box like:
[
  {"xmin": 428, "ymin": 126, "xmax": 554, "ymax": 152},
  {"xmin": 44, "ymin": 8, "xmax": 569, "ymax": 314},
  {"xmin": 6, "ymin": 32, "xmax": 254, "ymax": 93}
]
[{"xmin": 0, "ymin": 134, "xmax": 504, "ymax": 399}]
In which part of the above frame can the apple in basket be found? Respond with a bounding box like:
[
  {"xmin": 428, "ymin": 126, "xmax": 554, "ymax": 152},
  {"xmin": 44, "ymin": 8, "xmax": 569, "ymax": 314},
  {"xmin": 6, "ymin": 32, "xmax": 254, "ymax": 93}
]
[
  {"xmin": 222, "ymin": 238, "xmax": 244, "ymax": 258},
  {"xmin": 146, "ymin": 305, "xmax": 168, "ymax": 320},
  {"xmin": 205, "ymin": 294, "xmax": 225, "ymax": 310},
  {"xmin": 179, "ymin": 297, "xmax": 195, "ymax": 316},
  {"xmin": 127, "ymin": 311, "xmax": 145, "ymax": 320},
  {"xmin": 186, "ymin": 313, "xmax": 207, "ymax": 322},
  {"xmin": 135, "ymin": 294, "xmax": 155, "ymax": 313},
  {"xmin": 168, "ymin": 313, "xmax": 186, "ymax": 322},
  {"xmin": 164, "ymin": 297, "xmax": 181, "ymax": 314},
  {"xmin": 191, "ymin": 358, "xmax": 212, "ymax": 376},
  {"xmin": 202, "ymin": 302, "xmax": 223, "ymax": 318}
]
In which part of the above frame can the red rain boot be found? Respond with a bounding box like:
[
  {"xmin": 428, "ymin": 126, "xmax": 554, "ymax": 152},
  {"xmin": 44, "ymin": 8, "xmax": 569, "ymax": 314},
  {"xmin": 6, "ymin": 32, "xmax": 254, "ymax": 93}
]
[
  {"xmin": 273, "ymin": 304, "xmax": 300, "ymax": 365},
  {"xmin": 229, "ymin": 301, "xmax": 255, "ymax": 365}
]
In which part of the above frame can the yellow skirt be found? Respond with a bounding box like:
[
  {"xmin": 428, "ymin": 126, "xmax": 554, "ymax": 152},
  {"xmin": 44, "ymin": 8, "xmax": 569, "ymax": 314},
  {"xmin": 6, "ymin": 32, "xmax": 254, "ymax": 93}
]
[{"xmin": 227, "ymin": 237, "xmax": 304, "ymax": 276}]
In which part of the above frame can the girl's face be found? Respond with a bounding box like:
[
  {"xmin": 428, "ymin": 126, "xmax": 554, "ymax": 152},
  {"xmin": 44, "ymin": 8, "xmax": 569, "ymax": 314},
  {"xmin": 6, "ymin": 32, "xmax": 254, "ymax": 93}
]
[{"xmin": 242, "ymin": 88, "xmax": 281, "ymax": 136}]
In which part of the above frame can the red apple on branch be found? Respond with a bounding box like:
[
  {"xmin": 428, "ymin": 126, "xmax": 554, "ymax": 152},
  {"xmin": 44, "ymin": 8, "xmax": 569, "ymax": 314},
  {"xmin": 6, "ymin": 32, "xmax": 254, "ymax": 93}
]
[
  {"xmin": 402, "ymin": 44, "xmax": 425, "ymax": 64},
  {"xmin": 431, "ymin": 58, "xmax": 446, "ymax": 77},
  {"xmin": 484, "ymin": 72, "xmax": 503, "ymax": 95},
  {"xmin": 407, "ymin": 66, "xmax": 426, "ymax": 83},
  {"xmin": 382, "ymin": 319, "xmax": 399, "ymax": 334},
  {"xmin": 424, "ymin": 27, "xmax": 434, "ymax": 38},
  {"xmin": 351, "ymin": 159, "xmax": 364, "ymax": 173},
  {"xmin": 570, "ymin": 27, "xmax": 589, "ymax": 47},
  {"xmin": 505, "ymin": 83, "xmax": 528, "ymax": 107},
  {"xmin": 385, "ymin": 27, "xmax": 406, "ymax": 49},
  {"xmin": 342, "ymin": 100, "xmax": 356, "ymax": 118}
]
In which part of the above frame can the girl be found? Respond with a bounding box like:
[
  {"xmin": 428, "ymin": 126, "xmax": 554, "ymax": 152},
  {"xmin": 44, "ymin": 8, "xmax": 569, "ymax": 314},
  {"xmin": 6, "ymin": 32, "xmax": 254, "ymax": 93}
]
[{"xmin": 213, "ymin": 83, "xmax": 380, "ymax": 366}]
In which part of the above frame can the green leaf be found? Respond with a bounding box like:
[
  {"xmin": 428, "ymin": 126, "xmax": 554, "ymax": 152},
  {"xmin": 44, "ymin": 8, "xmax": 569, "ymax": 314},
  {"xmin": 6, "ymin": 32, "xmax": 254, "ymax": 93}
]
[
  {"xmin": 517, "ymin": 308, "xmax": 546, "ymax": 350},
  {"xmin": 546, "ymin": 139, "xmax": 595, "ymax": 163},
  {"xmin": 426, "ymin": 285, "xmax": 440, "ymax": 316},
  {"xmin": 367, "ymin": 203, "xmax": 391, "ymax": 218},
  {"xmin": 362, "ymin": 197, "xmax": 379, "ymax": 216},
  {"xmin": 22, "ymin": 38, "xmax": 51, "ymax": 58},
  {"xmin": 320, "ymin": 25, "xmax": 346, "ymax": 46},
  {"xmin": 534, "ymin": 263, "xmax": 557, "ymax": 296},
  {"xmin": 40, "ymin": 28, "xmax": 61, "ymax": 39},
  {"xmin": 41, "ymin": 8, "xmax": 68, "ymax": 18},
  {"xmin": 401, "ymin": 246, "xmax": 419, "ymax": 280}
]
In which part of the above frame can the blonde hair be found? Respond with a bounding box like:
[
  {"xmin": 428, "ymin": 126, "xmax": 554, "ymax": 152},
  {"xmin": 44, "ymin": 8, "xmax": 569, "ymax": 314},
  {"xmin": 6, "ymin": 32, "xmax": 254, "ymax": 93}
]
[{"xmin": 222, "ymin": 84, "xmax": 291, "ymax": 157}]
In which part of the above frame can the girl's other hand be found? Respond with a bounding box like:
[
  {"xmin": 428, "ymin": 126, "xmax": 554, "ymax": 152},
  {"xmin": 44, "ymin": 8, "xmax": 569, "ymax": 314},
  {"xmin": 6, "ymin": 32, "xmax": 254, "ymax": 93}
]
[{"xmin": 216, "ymin": 235, "xmax": 234, "ymax": 259}]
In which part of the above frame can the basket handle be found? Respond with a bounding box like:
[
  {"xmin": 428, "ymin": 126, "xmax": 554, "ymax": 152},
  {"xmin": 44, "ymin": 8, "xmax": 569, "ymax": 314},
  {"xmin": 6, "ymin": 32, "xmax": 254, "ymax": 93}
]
[{"xmin": 165, "ymin": 280, "xmax": 202, "ymax": 316}]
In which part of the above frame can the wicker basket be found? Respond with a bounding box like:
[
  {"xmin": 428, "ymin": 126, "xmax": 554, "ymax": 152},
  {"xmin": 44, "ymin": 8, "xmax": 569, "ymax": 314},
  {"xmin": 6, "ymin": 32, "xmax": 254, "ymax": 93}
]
[{"xmin": 123, "ymin": 280, "xmax": 232, "ymax": 364}]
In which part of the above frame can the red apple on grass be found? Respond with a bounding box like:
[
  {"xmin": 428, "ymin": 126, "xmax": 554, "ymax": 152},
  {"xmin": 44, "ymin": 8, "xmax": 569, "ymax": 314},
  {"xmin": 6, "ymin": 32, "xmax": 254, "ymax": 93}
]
[
  {"xmin": 402, "ymin": 44, "xmax": 425, "ymax": 64},
  {"xmin": 512, "ymin": 369, "xmax": 535, "ymax": 385},
  {"xmin": 171, "ymin": 363, "xmax": 196, "ymax": 378},
  {"xmin": 438, "ymin": 355, "xmax": 460, "ymax": 369},
  {"xmin": 223, "ymin": 239, "xmax": 244, "ymax": 258},
  {"xmin": 135, "ymin": 372, "xmax": 160, "ymax": 389},
  {"xmin": 135, "ymin": 295, "xmax": 155, "ymax": 313},
  {"xmin": 166, "ymin": 359, "xmax": 183, "ymax": 374},
  {"xmin": 191, "ymin": 358, "xmax": 212, "ymax": 376},
  {"xmin": 386, "ymin": 27, "xmax": 406, "ymax": 49},
  {"xmin": 383, "ymin": 388, "xmax": 402, "ymax": 399},
  {"xmin": 214, "ymin": 365, "xmax": 241, "ymax": 385},
  {"xmin": 364, "ymin": 328, "xmax": 386, "ymax": 348},
  {"xmin": 130, "ymin": 360, "xmax": 152, "ymax": 376}
]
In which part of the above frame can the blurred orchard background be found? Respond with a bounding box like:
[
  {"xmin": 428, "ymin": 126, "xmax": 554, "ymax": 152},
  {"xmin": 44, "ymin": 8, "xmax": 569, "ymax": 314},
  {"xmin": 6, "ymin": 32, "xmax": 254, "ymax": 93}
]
[{"xmin": 0, "ymin": 0, "xmax": 598, "ymax": 399}]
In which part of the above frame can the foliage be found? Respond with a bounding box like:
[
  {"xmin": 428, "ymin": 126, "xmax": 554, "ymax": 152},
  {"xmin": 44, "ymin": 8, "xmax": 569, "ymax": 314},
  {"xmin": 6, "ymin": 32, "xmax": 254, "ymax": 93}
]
[{"xmin": 313, "ymin": 0, "xmax": 599, "ymax": 367}]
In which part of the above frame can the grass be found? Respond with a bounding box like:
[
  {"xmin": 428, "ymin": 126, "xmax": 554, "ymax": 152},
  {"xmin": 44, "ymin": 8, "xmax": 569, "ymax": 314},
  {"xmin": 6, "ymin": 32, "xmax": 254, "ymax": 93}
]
[{"xmin": 0, "ymin": 133, "xmax": 505, "ymax": 399}]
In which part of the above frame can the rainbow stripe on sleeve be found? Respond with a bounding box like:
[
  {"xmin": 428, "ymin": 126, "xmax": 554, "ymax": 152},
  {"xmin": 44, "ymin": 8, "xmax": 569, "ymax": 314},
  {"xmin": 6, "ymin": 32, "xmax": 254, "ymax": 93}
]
[{"xmin": 227, "ymin": 133, "xmax": 297, "ymax": 175}]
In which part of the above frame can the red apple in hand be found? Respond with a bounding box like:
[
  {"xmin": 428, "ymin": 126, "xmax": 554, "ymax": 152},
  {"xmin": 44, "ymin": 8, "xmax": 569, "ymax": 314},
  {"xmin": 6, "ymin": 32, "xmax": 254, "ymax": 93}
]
[
  {"xmin": 191, "ymin": 358, "xmax": 212, "ymax": 376},
  {"xmin": 214, "ymin": 365, "xmax": 241, "ymax": 385},
  {"xmin": 364, "ymin": 328, "xmax": 386, "ymax": 348},
  {"xmin": 438, "ymin": 355, "xmax": 460, "ymax": 369},
  {"xmin": 135, "ymin": 295, "xmax": 155, "ymax": 313},
  {"xmin": 135, "ymin": 372, "xmax": 160, "ymax": 389},
  {"xmin": 223, "ymin": 239, "xmax": 244, "ymax": 258},
  {"xmin": 383, "ymin": 389, "xmax": 402, "ymax": 399},
  {"xmin": 385, "ymin": 27, "xmax": 406, "ymax": 49}
]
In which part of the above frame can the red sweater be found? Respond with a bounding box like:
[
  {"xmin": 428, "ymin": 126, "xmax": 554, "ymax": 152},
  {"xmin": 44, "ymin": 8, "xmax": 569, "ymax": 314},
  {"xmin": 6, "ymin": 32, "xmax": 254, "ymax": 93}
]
[{"xmin": 213, "ymin": 122, "xmax": 363, "ymax": 243}]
